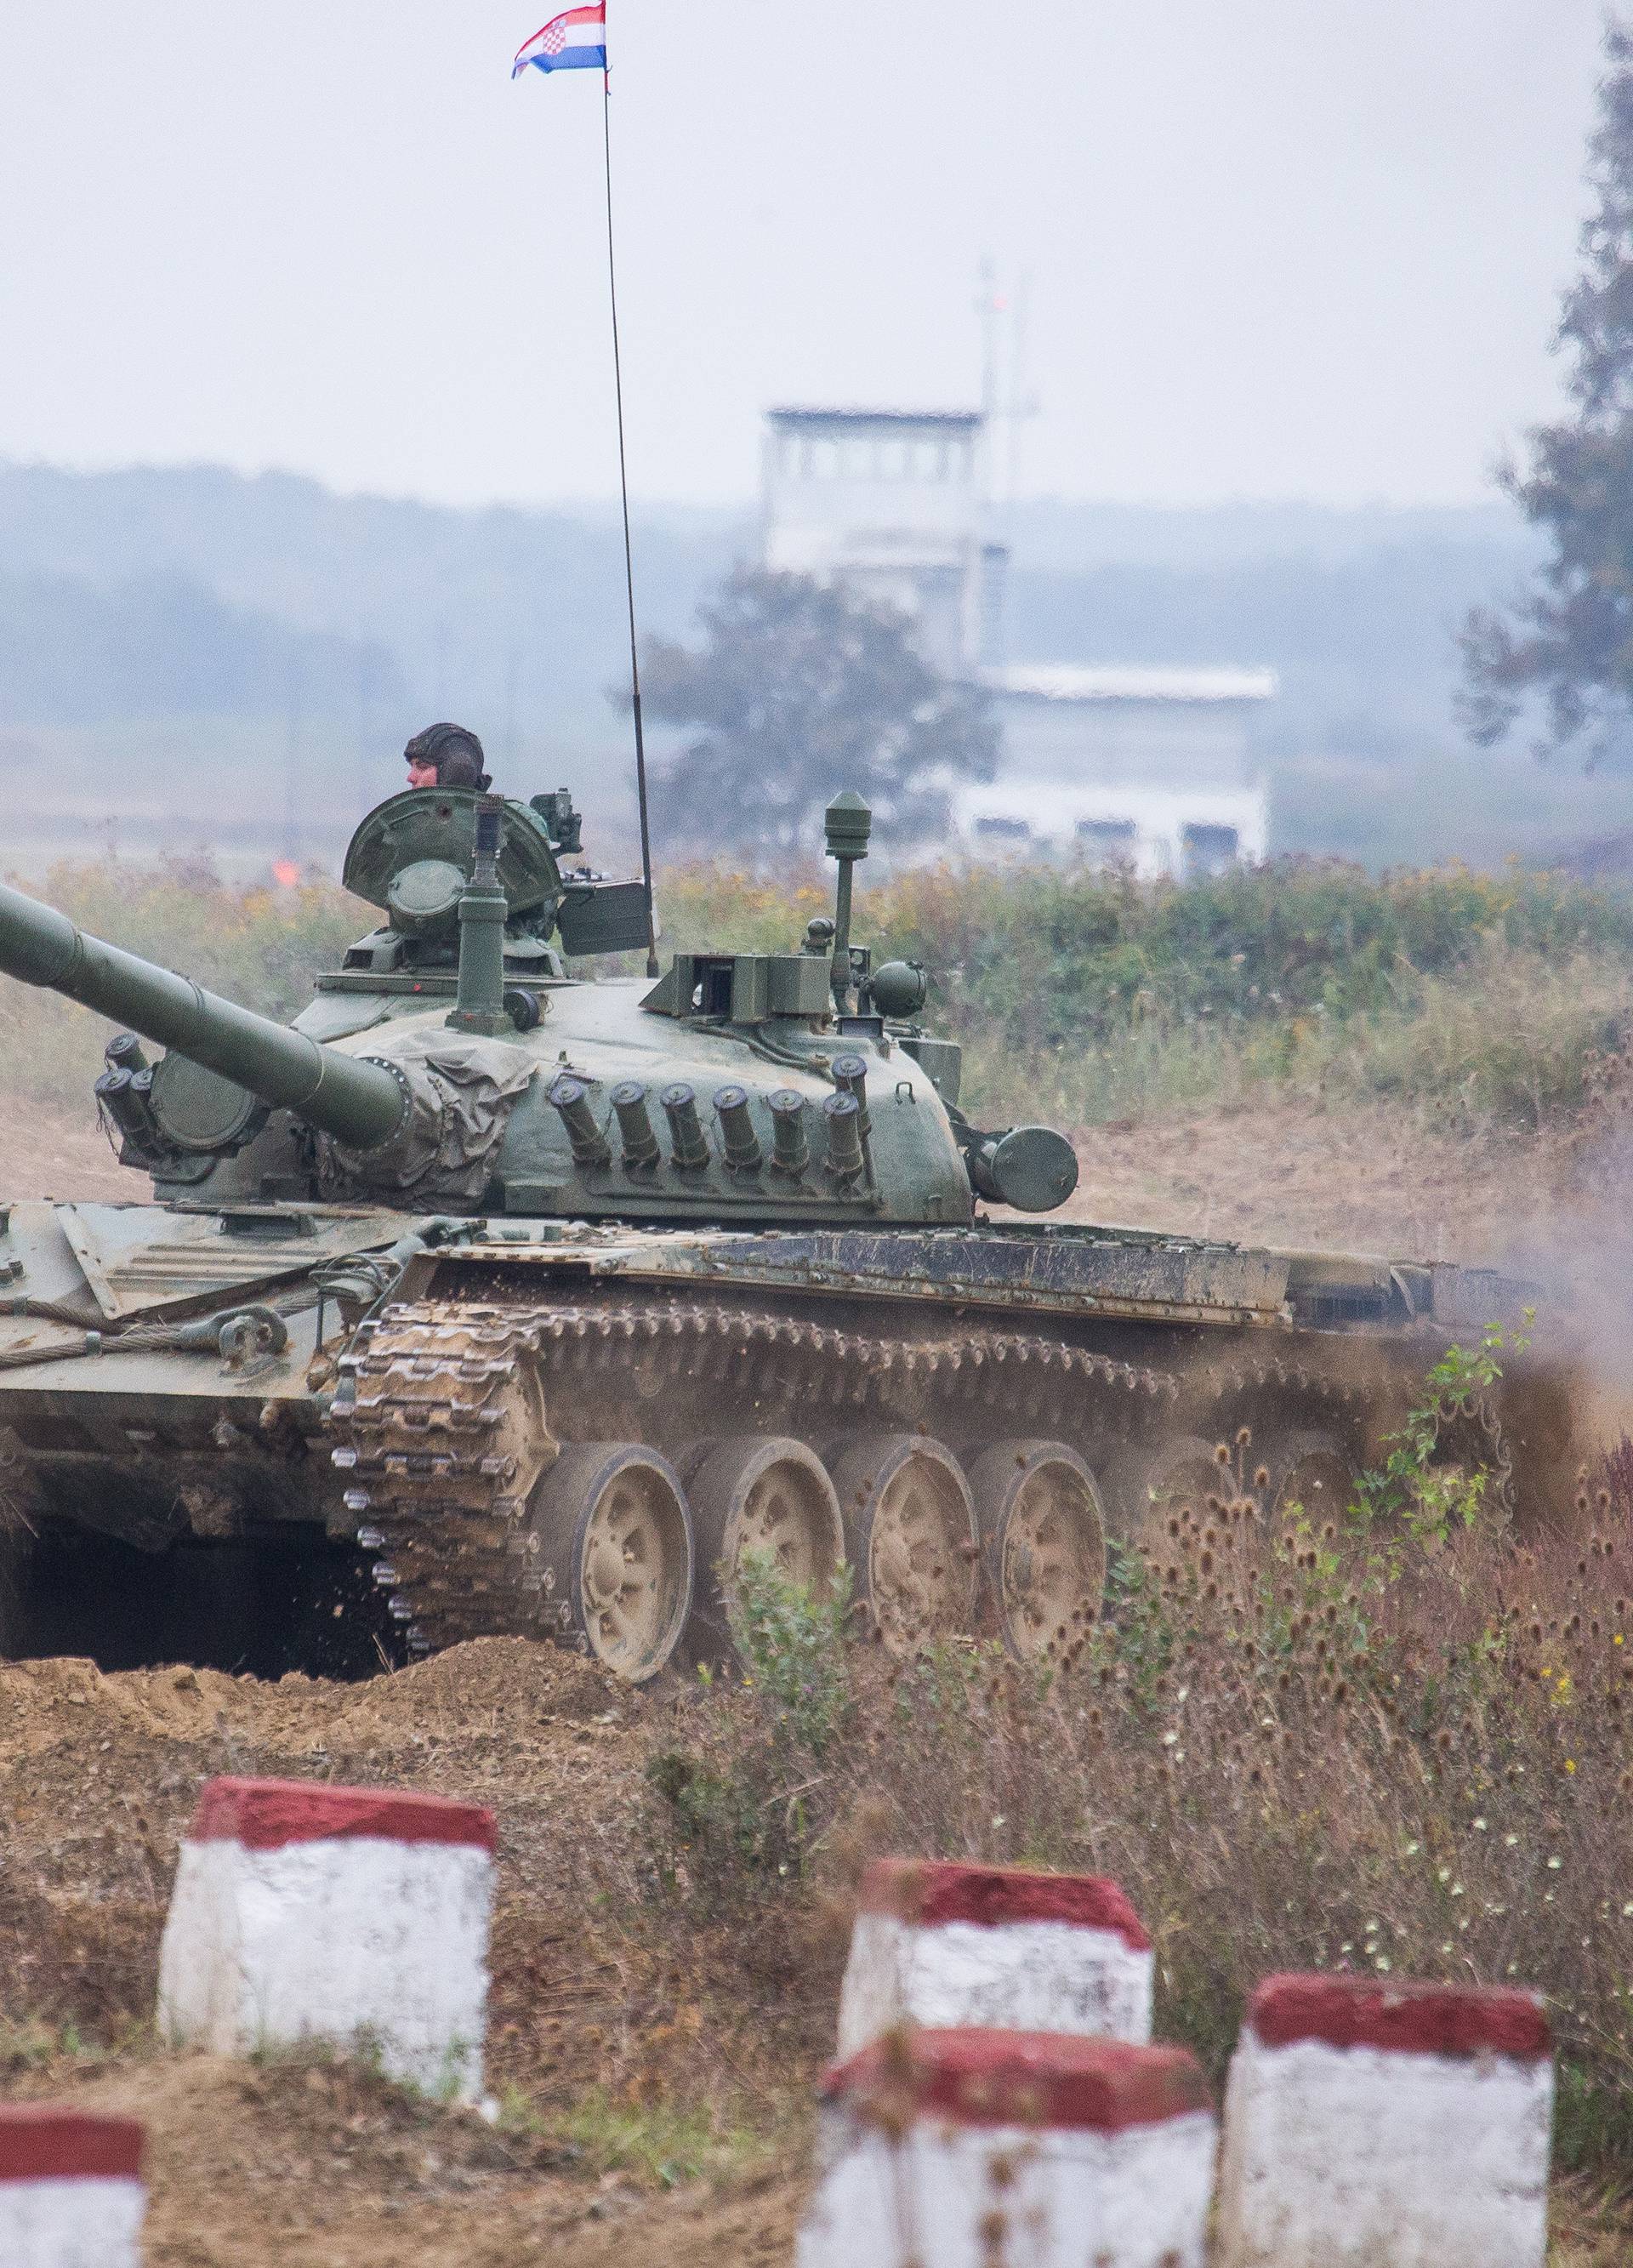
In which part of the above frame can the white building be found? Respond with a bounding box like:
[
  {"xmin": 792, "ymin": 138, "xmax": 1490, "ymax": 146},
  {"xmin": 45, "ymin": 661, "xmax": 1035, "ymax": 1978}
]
[
  {"xmin": 762, "ymin": 407, "xmax": 1004, "ymax": 678},
  {"xmin": 761, "ymin": 404, "xmax": 1277, "ymax": 874},
  {"xmin": 967, "ymin": 664, "xmax": 1275, "ymax": 878}
]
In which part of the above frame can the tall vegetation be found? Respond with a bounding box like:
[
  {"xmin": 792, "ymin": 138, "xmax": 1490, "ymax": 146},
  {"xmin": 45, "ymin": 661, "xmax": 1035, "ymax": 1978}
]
[
  {"xmin": 3, "ymin": 852, "xmax": 1630, "ymax": 1135},
  {"xmin": 642, "ymin": 1359, "xmax": 1633, "ymax": 2173},
  {"xmin": 1463, "ymin": 18, "xmax": 1633, "ymax": 763},
  {"xmin": 637, "ymin": 567, "xmax": 997, "ymax": 851},
  {"xmin": 651, "ymin": 855, "xmax": 1633, "ymax": 1132}
]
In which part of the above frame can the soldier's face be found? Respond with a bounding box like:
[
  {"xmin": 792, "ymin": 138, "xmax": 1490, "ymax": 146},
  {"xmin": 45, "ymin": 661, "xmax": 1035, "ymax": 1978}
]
[{"xmin": 407, "ymin": 758, "xmax": 438, "ymax": 789}]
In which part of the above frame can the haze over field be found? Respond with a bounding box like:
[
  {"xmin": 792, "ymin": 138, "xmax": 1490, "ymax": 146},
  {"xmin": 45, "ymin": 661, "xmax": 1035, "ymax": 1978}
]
[
  {"xmin": 0, "ymin": 2, "xmax": 1605, "ymax": 510},
  {"xmin": 1, "ymin": 3, "xmax": 1628, "ymax": 871}
]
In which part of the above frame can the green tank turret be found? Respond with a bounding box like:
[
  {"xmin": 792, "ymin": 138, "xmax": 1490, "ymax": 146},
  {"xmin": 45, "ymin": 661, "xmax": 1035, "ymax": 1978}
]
[{"xmin": 0, "ymin": 778, "xmax": 1560, "ymax": 1689}]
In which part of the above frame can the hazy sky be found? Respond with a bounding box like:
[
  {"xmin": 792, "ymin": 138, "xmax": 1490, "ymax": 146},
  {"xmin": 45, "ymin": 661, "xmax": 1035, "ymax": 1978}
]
[{"xmin": 0, "ymin": 3, "xmax": 1612, "ymax": 510}]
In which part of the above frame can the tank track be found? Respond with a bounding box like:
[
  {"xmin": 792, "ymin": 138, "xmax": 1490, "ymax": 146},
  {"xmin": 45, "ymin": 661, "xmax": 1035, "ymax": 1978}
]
[
  {"xmin": 1188, "ymin": 1356, "xmax": 1515, "ymax": 1519},
  {"xmin": 327, "ymin": 1295, "xmax": 1516, "ymax": 1660},
  {"xmin": 327, "ymin": 1295, "xmax": 1179, "ymax": 1655}
]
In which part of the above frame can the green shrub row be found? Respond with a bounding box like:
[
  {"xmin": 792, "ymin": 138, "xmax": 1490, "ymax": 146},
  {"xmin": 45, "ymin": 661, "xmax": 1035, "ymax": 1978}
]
[{"xmin": 3, "ymin": 852, "xmax": 1629, "ymax": 1134}]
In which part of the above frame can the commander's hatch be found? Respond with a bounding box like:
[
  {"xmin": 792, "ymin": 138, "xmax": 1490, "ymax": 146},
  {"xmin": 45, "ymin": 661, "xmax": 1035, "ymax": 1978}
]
[{"xmin": 343, "ymin": 789, "xmax": 562, "ymax": 937}]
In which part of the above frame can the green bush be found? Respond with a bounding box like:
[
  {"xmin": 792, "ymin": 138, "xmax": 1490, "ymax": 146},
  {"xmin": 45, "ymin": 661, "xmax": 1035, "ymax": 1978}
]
[
  {"xmin": 644, "ymin": 1556, "xmax": 852, "ymax": 1907},
  {"xmin": 5, "ymin": 849, "xmax": 1630, "ymax": 1138},
  {"xmin": 649, "ymin": 856, "xmax": 1633, "ymax": 1132}
]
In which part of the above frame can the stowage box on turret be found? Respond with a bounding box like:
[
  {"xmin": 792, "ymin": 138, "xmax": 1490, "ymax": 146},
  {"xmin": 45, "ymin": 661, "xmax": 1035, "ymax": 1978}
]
[{"xmin": 0, "ymin": 784, "xmax": 1556, "ymax": 1681}]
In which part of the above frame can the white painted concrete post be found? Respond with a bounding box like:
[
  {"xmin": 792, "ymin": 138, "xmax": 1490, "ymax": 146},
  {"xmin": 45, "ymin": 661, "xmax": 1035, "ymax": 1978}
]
[
  {"xmin": 157, "ymin": 1775, "xmax": 497, "ymax": 2100},
  {"xmin": 1215, "ymin": 1972, "xmax": 1554, "ymax": 2268},
  {"xmin": 0, "ymin": 2106, "xmax": 145, "ymax": 2268},
  {"xmin": 798, "ymin": 2025, "xmax": 1215, "ymax": 2268},
  {"xmin": 837, "ymin": 1857, "xmax": 1154, "ymax": 2058}
]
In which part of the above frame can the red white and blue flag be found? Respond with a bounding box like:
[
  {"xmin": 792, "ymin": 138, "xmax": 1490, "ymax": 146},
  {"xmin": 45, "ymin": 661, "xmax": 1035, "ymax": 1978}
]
[{"xmin": 512, "ymin": 6, "xmax": 607, "ymax": 78}]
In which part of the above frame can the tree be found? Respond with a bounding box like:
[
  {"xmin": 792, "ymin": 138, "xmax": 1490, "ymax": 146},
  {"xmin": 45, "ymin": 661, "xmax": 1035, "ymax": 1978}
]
[
  {"xmin": 1462, "ymin": 20, "xmax": 1633, "ymax": 764},
  {"xmin": 634, "ymin": 567, "xmax": 997, "ymax": 852}
]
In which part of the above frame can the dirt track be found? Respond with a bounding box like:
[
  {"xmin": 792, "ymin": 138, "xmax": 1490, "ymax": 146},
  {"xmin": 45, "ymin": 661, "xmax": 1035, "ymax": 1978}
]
[
  {"xmin": 0, "ymin": 1640, "xmax": 811, "ymax": 2266},
  {"xmin": 3, "ymin": 1096, "xmax": 1630, "ymax": 2262}
]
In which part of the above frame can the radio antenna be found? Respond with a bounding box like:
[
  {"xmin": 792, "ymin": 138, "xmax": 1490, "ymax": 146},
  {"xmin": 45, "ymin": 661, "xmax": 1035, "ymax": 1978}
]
[
  {"xmin": 600, "ymin": 32, "xmax": 660, "ymax": 977},
  {"xmin": 514, "ymin": 2, "xmax": 660, "ymax": 975}
]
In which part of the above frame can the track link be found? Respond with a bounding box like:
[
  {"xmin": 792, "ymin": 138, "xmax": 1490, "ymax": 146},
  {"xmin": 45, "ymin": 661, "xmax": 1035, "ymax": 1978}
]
[
  {"xmin": 327, "ymin": 1294, "xmax": 1516, "ymax": 1661},
  {"xmin": 327, "ymin": 1295, "xmax": 1181, "ymax": 1656}
]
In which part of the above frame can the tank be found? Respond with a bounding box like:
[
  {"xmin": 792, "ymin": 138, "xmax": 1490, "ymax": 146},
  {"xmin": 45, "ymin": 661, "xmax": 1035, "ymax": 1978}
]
[{"xmin": 0, "ymin": 784, "xmax": 1561, "ymax": 1683}]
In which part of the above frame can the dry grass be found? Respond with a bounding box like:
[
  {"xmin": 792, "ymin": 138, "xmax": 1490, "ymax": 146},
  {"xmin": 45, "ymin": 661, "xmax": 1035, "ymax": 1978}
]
[
  {"xmin": 2, "ymin": 854, "xmax": 1630, "ymax": 1146},
  {"xmin": 640, "ymin": 1434, "xmax": 1633, "ymax": 2184}
]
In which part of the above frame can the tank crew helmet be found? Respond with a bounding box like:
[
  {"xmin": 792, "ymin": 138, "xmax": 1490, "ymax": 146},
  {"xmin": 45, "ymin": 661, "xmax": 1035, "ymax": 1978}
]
[{"xmin": 403, "ymin": 722, "xmax": 492, "ymax": 792}]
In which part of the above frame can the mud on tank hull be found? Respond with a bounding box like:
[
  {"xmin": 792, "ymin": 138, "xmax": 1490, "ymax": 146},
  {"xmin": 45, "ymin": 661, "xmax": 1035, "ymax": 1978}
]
[{"xmin": 0, "ymin": 1202, "xmax": 1564, "ymax": 1684}]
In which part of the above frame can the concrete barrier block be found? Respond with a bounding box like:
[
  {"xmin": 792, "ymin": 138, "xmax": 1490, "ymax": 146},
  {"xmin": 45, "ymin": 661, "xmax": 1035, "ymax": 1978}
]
[
  {"xmin": 0, "ymin": 2106, "xmax": 145, "ymax": 2268},
  {"xmin": 156, "ymin": 1775, "xmax": 497, "ymax": 2100},
  {"xmin": 798, "ymin": 2025, "xmax": 1215, "ymax": 2268},
  {"xmin": 1215, "ymin": 1972, "xmax": 1554, "ymax": 2268},
  {"xmin": 837, "ymin": 1857, "xmax": 1153, "ymax": 2057}
]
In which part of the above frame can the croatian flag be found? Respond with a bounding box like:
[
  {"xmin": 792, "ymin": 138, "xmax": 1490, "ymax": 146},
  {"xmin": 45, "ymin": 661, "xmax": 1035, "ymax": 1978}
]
[{"xmin": 512, "ymin": 5, "xmax": 607, "ymax": 77}]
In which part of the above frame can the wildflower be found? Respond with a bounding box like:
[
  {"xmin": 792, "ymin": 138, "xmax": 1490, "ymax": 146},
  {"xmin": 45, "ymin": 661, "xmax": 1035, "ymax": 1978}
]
[
  {"xmin": 1564, "ymin": 1760, "xmax": 1578, "ymax": 1775},
  {"xmin": 1548, "ymin": 1856, "xmax": 1562, "ymax": 1871},
  {"xmin": 1471, "ymin": 1817, "xmax": 1488, "ymax": 1831}
]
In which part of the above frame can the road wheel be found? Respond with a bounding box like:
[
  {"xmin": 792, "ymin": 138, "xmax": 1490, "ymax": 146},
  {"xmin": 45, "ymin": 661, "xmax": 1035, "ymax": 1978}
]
[
  {"xmin": 1264, "ymin": 1428, "xmax": 1360, "ymax": 1524},
  {"xmin": 1103, "ymin": 1433, "xmax": 1228, "ymax": 1547},
  {"xmin": 526, "ymin": 1444, "xmax": 694, "ymax": 1683},
  {"xmin": 970, "ymin": 1440, "xmax": 1107, "ymax": 1665},
  {"xmin": 682, "ymin": 1437, "xmax": 845, "ymax": 1661},
  {"xmin": 830, "ymin": 1435, "xmax": 976, "ymax": 1655}
]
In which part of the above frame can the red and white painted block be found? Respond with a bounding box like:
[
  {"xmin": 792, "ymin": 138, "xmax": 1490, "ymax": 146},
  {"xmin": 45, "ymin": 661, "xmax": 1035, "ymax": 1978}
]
[
  {"xmin": 798, "ymin": 2025, "xmax": 1215, "ymax": 2268},
  {"xmin": 0, "ymin": 2107, "xmax": 145, "ymax": 2268},
  {"xmin": 837, "ymin": 1858, "xmax": 1153, "ymax": 2058},
  {"xmin": 157, "ymin": 1776, "xmax": 498, "ymax": 2100},
  {"xmin": 1215, "ymin": 1973, "xmax": 1554, "ymax": 2268}
]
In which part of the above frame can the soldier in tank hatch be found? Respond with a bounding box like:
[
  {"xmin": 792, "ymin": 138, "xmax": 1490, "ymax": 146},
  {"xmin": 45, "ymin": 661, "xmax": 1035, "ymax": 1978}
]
[{"xmin": 403, "ymin": 722, "xmax": 492, "ymax": 791}]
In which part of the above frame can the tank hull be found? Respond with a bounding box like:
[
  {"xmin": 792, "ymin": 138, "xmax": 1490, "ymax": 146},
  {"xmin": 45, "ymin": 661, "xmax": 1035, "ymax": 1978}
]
[{"xmin": 0, "ymin": 1199, "xmax": 1562, "ymax": 1682}]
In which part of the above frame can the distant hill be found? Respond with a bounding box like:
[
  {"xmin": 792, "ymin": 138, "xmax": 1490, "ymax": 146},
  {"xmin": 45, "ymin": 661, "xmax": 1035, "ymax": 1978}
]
[
  {"xmin": 0, "ymin": 565, "xmax": 405, "ymax": 729},
  {"xmin": 0, "ymin": 459, "xmax": 1597, "ymax": 873},
  {"xmin": 0, "ymin": 462, "xmax": 741, "ymax": 749}
]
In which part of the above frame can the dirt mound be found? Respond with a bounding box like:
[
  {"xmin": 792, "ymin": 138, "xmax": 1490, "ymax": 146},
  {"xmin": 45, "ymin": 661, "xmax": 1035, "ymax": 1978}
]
[
  {"xmin": 0, "ymin": 1636, "xmax": 811, "ymax": 2263},
  {"xmin": 0, "ymin": 1638, "xmax": 620, "ymax": 1764},
  {"xmin": 15, "ymin": 2053, "xmax": 803, "ymax": 2268}
]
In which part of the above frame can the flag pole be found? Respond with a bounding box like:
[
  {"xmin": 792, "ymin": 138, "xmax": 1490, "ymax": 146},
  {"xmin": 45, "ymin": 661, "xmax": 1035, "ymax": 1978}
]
[{"xmin": 600, "ymin": 15, "xmax": 661, "ymax": 977}]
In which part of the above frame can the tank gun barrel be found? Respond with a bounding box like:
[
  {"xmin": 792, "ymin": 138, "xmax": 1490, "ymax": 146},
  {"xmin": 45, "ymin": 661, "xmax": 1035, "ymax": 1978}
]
[{"xmin": 0, "ymin": 880, "xmax": 406, "ymax": 1149}]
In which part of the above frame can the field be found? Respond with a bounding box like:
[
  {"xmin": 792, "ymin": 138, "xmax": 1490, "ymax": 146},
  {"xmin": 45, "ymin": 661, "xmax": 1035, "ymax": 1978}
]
[{"xmin": 4, "ymin": 851, "xmax": 1633, "ymax": 2261}]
